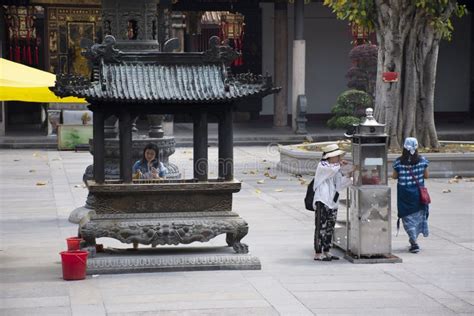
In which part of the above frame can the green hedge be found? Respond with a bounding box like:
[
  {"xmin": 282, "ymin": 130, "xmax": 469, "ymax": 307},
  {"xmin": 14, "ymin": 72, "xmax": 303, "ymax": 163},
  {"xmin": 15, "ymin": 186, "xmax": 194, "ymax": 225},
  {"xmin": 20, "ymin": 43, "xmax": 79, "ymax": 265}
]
[{"xmin": 327, "ymin": 90, "xmax": 372, "ymax": 129}]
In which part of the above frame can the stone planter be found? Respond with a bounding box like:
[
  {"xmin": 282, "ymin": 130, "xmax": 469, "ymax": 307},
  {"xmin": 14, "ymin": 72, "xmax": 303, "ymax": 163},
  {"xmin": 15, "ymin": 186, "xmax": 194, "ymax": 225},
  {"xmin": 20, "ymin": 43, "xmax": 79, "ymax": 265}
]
[{"xmin": 278, "ymin": 142, "xmax": 474, "ymax": 178}]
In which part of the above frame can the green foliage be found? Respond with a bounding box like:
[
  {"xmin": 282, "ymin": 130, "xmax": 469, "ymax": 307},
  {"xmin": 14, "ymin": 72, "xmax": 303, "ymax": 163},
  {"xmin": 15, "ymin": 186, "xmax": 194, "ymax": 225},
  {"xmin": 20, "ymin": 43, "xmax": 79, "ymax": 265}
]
[
  {"xmin": 327, "ymin": 115, "xmax": 361, "ymax": 129},
  {"xmin": 323, "ymin": 0, "xmax": 377, "ymax": 31},
  {"xmin": 65, "ymin": 130, "xmax": 81, "ymax": 148},
  {"xmin": 327, "ymin": 90, "xmax": 373, "ymax": 129},
  {"xmin": 323, "ymin": 0, "xmax": 467, "ymax": 40}
]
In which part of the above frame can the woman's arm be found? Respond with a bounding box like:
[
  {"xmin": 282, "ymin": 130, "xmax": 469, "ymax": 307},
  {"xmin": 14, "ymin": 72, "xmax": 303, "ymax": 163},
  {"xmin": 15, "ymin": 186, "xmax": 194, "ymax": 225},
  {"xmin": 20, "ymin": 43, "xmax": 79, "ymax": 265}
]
[
  {"xmin": 392, "ymin": 170, "xmax": 398, "ymax": 179},
  {"xmin": 132, "ymin": 160, "xmax": 141, "ymax": 173},
  {"xmin": 424, "ymin": 168, "xmax": 429, "ymax": 179},
  {"xmin": 313, "ymin": 162, "xmax": 340, "ymax": 190}
]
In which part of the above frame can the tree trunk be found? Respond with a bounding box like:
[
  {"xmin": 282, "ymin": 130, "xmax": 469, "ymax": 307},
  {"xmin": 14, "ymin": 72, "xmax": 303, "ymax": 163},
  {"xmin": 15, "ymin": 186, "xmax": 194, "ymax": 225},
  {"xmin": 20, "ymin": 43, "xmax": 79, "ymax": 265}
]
[
  {"xmin": 414, "ymin": 19, "xmax": 443, "ymax": 148},
  {"xmin": 373, "ymin": 1, "xmax": 454, "ymax": 148}
]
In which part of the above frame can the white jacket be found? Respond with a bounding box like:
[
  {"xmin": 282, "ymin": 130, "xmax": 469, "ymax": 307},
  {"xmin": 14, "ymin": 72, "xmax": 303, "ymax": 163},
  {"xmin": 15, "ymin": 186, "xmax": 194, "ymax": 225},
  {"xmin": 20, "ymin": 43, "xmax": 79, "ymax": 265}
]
[{"xmin": 312, "ymin": 160, "xmax": 352, "ymax": 209}]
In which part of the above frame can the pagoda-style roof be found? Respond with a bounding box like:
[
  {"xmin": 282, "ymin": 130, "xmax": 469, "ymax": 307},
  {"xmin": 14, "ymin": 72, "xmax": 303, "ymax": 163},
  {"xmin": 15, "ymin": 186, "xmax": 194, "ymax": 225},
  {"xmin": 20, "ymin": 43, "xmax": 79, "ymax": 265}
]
[{"xmin": 52, "ymin": 36, "xmax": 279, "ymax": 104}]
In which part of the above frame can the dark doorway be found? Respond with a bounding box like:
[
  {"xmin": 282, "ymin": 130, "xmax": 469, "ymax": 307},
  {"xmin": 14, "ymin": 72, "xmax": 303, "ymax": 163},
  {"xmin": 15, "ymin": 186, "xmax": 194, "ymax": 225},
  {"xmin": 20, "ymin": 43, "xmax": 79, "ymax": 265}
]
[{"xmin": 5, "ymin": 101, "xmax": 46, "ymax": 135}]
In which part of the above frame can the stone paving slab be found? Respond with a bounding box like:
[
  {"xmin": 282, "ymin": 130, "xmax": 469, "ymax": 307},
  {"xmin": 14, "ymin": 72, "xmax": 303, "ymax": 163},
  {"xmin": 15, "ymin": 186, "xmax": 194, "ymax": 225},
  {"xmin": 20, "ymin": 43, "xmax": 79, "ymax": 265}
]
[{"xmin": 0, "ymin": 147, "xmax": 473, "ymax": 315}]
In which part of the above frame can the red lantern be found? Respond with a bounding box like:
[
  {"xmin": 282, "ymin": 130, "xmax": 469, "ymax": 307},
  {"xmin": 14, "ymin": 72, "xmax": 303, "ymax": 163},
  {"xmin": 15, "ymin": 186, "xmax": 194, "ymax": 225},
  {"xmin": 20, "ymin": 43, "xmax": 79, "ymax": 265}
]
[
  {"xmin": 220, "ymin": 12, "xmax": 245, "ymax": 66},
  {"xmin": 382, "ymin": 72, "xmax": 398, "ymax": 83},
  {"xmin": 350, "ymin": 23, "xmax": 369, "ymax": 45}
]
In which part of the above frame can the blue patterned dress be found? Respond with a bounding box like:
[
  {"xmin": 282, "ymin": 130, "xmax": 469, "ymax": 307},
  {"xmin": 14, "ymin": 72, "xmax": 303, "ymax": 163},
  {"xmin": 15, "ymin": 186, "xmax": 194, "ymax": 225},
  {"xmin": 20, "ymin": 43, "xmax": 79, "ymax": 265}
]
[{"xmin": 393, "ymin": 156, "xmax": 430, "ymax": 242}]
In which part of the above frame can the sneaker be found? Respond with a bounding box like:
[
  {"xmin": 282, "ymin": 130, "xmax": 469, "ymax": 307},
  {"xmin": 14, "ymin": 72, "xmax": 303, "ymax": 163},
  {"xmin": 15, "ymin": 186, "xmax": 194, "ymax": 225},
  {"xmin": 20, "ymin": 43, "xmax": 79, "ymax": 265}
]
[{"xmin": 409, "ymin": 244, "xmax": 420, "ymax": 253}]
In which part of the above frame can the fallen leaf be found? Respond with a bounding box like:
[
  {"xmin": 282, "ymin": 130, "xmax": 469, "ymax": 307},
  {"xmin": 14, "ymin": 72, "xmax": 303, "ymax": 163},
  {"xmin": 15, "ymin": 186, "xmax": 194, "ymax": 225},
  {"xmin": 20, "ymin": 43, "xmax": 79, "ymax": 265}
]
[
  {"xmin": 257, "ymin": 179, "xmax": 265, "ymax": 184},
  {"xmin": 255, "ymin": 189, "xmax": 261, "ymax": 194},
  {"xmin": 13, "ymin": 159, "xmax": 20, "ymax": 162},
  {"xmin": 269, "ymin": 175, "xmax": 277, "ymax": 180},
  {"xmin": 29, "ymin": 169, "xmax": 36, "ymax": 173},
  {"xmin": 274, "ymin": 188, "xmax": 283, "ymax": 192},
  {"xmin": 263, "ymin": 171, "xmax": 270, "ymax": 177},
  {"xmin": 442, "ymin": 189, "xmax": 451, "ymax": 193},
  {"xmin": 242, "ymin": 171, "xmax": 248, "ymax": 174},
  {"xmin": 36, "ymin": 181, "xmax": 47, "ymax": 186},
  {"xmin": 448, "ymin": 179, "xmax": 459, "ymax": 184},
  {"xmin": 249, "ymin": 170, "xmax": 256, "ymax": 175},
  {"xmin": 454, "ymin": 175, "xmax": 462, "ymax": 179}
]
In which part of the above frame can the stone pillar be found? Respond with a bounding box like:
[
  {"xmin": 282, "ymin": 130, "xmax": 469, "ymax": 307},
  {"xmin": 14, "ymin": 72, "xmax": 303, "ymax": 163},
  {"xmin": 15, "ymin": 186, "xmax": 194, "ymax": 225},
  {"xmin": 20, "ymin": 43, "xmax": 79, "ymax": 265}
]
[
  {"xmin": 171, "ymin": 12, "xmax": 186, "ymax": 52},
  {"xmin": 148, "ymin": 114, "xmax": 164, "ymax": 138},
  {"xmin": 218, "ymin": 106, "xmax": 233, "ymax": 181},
  {"xmin": 104, "ymin": 115, "xmax": 118, "ymax": 138},
  {"xmin": 291, "ymin": 0, "xmax": 305, "ymax": 131},
  {"xmin": 93, "ymin": 111, "xmax": 105, "ymax": 184},
  {"xmin": 119, "ymin": 110, "xmax": 133, "ymax": 183},
  {"xmin": 47, "ymin": 109, "xmax": 61, "ymax": 136},
  {"xmin": 193, "ymin": 111, "xmax": 208, "ymax": 182},
  {"xmin": 273, "ymin": 1, "xmax": 288, "ymax": 127}
]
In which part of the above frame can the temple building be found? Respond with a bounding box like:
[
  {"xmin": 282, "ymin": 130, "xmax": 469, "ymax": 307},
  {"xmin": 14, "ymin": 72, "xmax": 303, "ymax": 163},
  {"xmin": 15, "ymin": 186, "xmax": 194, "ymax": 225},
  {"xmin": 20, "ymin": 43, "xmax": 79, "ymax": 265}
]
[{"xmin": 1, "ymin": 0, "xmax": 473, "ymax": 136}]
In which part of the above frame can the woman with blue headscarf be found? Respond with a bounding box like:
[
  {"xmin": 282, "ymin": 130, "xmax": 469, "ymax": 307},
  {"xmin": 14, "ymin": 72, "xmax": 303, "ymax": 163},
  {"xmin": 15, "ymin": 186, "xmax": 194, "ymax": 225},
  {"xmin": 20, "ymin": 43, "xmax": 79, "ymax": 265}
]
[{"xmin": 392, "ymin": 137, "xmax": 430, "ymax": 253}]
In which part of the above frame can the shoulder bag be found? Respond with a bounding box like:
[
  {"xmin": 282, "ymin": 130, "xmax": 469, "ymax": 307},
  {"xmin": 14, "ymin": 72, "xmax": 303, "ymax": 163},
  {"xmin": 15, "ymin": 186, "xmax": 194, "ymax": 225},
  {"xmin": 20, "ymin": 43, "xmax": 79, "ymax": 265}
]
[{"xmin": 408, "ymin": 167, "xmax": 431, "ymax": 205}]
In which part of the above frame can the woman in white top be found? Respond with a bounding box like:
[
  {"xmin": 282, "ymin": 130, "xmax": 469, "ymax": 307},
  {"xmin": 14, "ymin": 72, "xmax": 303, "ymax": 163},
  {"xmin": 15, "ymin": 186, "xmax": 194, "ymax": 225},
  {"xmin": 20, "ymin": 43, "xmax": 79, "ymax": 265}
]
[{"xmin": 313, "ymin": 143, "xmax": 353, "ymax": 261}]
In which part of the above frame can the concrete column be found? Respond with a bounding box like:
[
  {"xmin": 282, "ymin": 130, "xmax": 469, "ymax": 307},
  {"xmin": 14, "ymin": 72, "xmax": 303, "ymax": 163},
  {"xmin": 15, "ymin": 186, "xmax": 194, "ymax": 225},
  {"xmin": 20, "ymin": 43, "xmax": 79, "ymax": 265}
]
[
  {"xmin": 273, "ymin": 1, "xmax": 288, "ymax": 127},
  {"xmin": 291, "ymin": 0, "xmax": 305, "ymax": 131}
]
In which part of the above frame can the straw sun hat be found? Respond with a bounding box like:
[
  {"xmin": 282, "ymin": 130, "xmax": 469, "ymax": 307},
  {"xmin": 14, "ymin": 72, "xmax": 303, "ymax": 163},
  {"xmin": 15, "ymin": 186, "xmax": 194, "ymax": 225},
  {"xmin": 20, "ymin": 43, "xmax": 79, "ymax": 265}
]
[{"xmin": 321, "ymin": 143, "xmax": 346, "ymax": 159}]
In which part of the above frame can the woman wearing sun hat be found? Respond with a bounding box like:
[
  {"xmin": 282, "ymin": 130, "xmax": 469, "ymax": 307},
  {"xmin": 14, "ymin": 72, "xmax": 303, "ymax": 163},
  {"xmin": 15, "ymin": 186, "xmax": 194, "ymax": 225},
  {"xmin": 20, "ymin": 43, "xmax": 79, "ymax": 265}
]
[
  {"xmin": 392, "ymin": 137, "xmax": 430, "ymax": 253},
  {"xmin": 312, "ymin": 143, "xmax": 353, "ymax": 261}
]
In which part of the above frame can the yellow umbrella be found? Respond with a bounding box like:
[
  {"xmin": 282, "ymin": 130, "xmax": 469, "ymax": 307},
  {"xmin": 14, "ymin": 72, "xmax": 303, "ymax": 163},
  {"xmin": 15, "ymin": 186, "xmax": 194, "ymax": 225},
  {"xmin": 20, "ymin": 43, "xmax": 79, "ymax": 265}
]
[{"xmin": 0, "ymin": 58, "xmax": 86, "ymax": 103}]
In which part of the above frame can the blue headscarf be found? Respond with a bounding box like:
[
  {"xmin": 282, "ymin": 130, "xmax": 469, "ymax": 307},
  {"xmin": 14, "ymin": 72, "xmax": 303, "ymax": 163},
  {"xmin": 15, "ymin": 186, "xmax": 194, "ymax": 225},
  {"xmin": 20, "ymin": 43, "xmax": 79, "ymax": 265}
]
[{"xmin": 404, "ymin": 137, "xmax": 418, "ymax": 155}]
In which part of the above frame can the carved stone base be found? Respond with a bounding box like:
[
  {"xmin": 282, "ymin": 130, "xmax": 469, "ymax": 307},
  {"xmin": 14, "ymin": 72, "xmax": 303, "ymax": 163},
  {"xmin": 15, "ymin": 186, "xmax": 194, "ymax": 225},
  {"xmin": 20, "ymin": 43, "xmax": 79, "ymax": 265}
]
[
  {"xmin": 80, "ymin": 211, "xmax": 250, "ymax": 257},
  {"xmin": 86, "ymin": 247, "xmax": 261, "ymax": 274},
  {"xmin": 343, "ymin": 252, "xmax": 402, "ymax": 264}
]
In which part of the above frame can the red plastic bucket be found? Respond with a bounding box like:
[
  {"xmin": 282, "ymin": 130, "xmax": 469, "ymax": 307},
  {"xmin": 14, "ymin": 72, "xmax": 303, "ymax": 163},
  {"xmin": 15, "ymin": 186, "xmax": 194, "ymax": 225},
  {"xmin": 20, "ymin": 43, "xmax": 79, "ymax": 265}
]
[
  {"xmin": 60, "ymin": 250, "xmax": 88, "ymax": 280},
  {"xmin": 66, "ymin": 237, "xmax": 83, "ymax": 251}
]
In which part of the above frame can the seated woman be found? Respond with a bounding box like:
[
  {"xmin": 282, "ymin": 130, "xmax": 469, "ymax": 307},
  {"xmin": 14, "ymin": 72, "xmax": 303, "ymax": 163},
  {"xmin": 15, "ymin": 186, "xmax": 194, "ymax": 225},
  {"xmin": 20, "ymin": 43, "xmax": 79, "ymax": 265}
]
[{"xmin": 133, "ymin": 143, "xmax": 168, "ymax": 179}]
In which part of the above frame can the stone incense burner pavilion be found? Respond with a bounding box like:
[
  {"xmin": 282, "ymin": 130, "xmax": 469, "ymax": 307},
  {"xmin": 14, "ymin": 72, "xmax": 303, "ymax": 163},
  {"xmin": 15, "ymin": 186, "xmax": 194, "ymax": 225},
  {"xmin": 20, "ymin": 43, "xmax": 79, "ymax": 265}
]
[{"xmin": 52, "ymin": 35, "xmax": 278, "ymax": 273}]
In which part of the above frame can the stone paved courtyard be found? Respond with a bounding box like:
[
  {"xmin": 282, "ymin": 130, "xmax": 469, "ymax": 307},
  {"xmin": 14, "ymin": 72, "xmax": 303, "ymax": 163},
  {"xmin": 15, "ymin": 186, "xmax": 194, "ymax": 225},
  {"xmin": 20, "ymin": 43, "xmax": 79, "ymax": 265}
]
[{"xmin": 0, "ymin": 147, "xmax": 473, "ymax": 315}]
